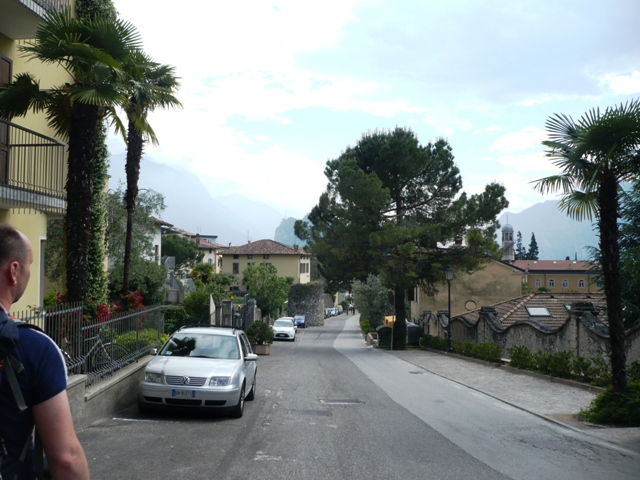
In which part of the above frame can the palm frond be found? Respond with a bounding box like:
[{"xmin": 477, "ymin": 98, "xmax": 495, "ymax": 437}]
[
  {"xmin": 558, "ymin": 191, "xmax": 599, "ymax": 221},
  {"xmin": 0, "ymin": 73, "xmax": 49, "ymax": 118},
  {"xmin": 531, "ymin": 174, "xmax": 576, "ymax": 195}
]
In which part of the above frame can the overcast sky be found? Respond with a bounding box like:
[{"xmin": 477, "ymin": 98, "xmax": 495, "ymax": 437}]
[{"xmin": 108, "ymin": 0, "xmax": 640, "ymax": 218}]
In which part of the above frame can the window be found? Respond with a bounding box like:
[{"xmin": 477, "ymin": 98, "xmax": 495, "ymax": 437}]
[
  {"xmin": 232, "ymin": 262, "xmax": 239, "ymax": 274},
  {"xmin": 548, "ymin": 279, "xmax": 555, "ymax": 288},
  {"xmin": 233, "ymin": 254, "xmax": 239, "ymax": 259},
  {"xmin": 208, "ymin": 258, "xmax": 213, "ymax": 265},
  {"xmin": 535, "ymin": 279, "xmax": 541, "ymax": 288},
  {"xmin": 579, "ymin": 279, "xmax": 585, "ymax": 288},
  {"xmin": 248, "ymin": 254, "xmax": 253, "ymax": 259},
  {"xmin": 300, "ymin": 262, "xmax": 309, "ymax": 274},
  {"xmin": 218, "ymin": 258, "xmax": 222, "ymax": 268},
  {"xmin": 526, "ymin": 306, "xmax": 551, "ymax": 317},
  {"xmin": 562, "ymin": 279, "xmax": 568, "ymax": 288},
  {"xmin": 263, "ymin": 254, "xmax": 270, "ymax": 259}
]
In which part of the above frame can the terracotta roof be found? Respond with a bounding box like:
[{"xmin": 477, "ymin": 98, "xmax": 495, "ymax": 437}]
[
  {"xmin": 459, "ymin": 292, "xmax": 606, "ymax": 330},
  {"xmin": 223, "ymin": 239, "xmax": 308, "ymax": 256},
  {"xmin": 196, "ymin": 238, "xmax": 225, "ymax": 249},
  {"xmin": 150, "ymin": 216, "xmax": 172, "ymax": 227},
  {"xmin": 512, "ymin": 260, "xmax": 596, "ymax": 273}
]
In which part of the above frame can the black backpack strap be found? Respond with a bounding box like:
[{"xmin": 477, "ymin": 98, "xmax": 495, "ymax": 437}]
[{"xmin": 3, "ymin": 354, "xmax": 27, "ymax": 412}]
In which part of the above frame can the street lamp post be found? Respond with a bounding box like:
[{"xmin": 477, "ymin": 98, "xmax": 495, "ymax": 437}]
[{"xmin": 445, "ymin": 267, "xmax": 453, "ymax": 352}]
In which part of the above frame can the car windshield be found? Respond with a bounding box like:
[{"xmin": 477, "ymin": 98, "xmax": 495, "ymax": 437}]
[
  {"xmin": 160, "ymin": 333, "xmax": 239, "ymax": 359},
  {"xmin": 274, "ymin": 320, "xmax": 293, "ymax": 327}
]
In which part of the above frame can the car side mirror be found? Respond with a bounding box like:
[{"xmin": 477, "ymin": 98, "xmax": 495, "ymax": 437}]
[
  {"xmin": 245, "ymin": 353, "xmax": 258, "ymax": 362},
  {"xmin": 150, "ymin": 348, "xmax": 158, "ymax": 355}
]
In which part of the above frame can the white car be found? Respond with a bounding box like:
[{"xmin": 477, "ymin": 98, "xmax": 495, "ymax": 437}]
[
  {"xmin": 138, "ymin": 326, "xmax": 257, "ymax": 418},
  {"xmin": 272, "ymin": 318, "xmax": 296, "ymax": 341}
]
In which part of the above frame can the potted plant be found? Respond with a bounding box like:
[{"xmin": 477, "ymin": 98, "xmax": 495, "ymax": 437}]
[{"xmin": 247, "ymin": 320, "xmax": 274, "ymax": 355}]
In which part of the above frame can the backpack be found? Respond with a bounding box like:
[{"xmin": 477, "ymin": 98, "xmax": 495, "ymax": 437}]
[{"xmin": 0, "ymin": 309, "xmax": 50, "ymax": 480}]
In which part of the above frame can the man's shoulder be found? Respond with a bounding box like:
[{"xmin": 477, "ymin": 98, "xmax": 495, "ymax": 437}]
[{"xmin": 17, "ymin": 323, "xmax": 55, "ymax": 344}]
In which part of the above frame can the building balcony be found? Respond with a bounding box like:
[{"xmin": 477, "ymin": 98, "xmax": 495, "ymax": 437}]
[
  {"xmin": 0, "ymin": 118, "xmax": 66, "ymax": 215},
  {"xmin": 0, "ymin": 0, "xmax": 71, "ymax": 39}
]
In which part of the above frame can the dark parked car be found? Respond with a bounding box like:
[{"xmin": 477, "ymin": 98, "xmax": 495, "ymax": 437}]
[{"xmin": 294, "ymin": 314, "xmax": 308, "ymax": 328}]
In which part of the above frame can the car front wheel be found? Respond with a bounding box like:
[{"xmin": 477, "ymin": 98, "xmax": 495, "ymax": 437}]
[
  {"xmin": 246, "ymin": 373, "xmax": 256, "ymax": 401},
  {"xmin": 230, "ymin": 384, "xmax": 245, "ymax": 418}
]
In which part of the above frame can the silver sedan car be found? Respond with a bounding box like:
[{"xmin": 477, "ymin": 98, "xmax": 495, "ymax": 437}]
[{"xmin": 138, "ymin": 326, "xmax": 257, "ymax": 418}]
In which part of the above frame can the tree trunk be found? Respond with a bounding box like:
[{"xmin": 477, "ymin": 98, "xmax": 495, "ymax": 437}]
[
  {"xmin": 65, "ymin": 103, "xmax": 101, "ymax": 303},
  {"xmin": 122, "ymin": 119, "xmax": 144, "ymax": 301},
  {"xmin": 392, "ymin": 284, "xmax": 406, "ymax": 350},
  {"xmin": 599, "ymin": 173, "xmax": 627, "ymax": 393}
]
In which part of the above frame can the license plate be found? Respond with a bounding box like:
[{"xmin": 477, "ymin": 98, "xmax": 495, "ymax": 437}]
[{"xmin": 172, "ymin": 389, "xmax": 195, "ymax": 398}]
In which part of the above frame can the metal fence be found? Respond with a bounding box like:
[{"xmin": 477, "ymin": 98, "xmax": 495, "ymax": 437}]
[{"xmin": 15, "ymin": 303, "xmax": 164, "ymax": 387}]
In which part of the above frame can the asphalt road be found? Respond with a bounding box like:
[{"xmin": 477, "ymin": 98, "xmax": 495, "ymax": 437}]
[{"xmin": 78, "ymin": 314, "xmax": 640, "ymax": 479}]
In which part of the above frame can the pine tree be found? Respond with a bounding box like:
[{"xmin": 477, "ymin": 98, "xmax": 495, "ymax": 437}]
[
  {"xmin": 515, "ymin": 231, "xmax": 527, "ymax": 260},
  {"xmin": 527, "ymin": 233, "xmax": 539, "ymax": 260}
]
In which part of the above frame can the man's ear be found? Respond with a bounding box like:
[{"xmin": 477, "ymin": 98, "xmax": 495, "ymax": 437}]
[{"xmin": 8, "ymin": 260, "xmax": 19, "ymax": 286}]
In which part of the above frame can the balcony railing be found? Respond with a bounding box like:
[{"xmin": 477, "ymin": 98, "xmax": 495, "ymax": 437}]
[
  {"xmin": 1, "ymin": 0, "xmax": 71, "ymax": 39},
  {"xmin": 0, "ymin": 118, "xmax": 66, "ymax": 214}
]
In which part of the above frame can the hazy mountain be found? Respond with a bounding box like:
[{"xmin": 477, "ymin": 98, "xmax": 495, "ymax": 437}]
[
  {"xmin": 273, "ymin": 200, "xmax": 599, "ymax": 261},
  {"xmin": 274, "ymin": 216, "xmax": 308, "ymax": 246},
  {"xmin": 499, "ymin": 200, "xmax": 599, "ymax": 261},
  {"xmin": 107, "ymin": 154, "xmax": 284, "ymax": 246}
]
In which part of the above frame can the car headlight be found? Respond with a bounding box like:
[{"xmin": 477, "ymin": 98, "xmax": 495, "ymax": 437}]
[
  {"xmin": 145, "ymin": 372, "xmax": 163, "ymax": 384},
  {"xmin": 210, "ymin": 377, "xmax": 231, "ymax": 386}
]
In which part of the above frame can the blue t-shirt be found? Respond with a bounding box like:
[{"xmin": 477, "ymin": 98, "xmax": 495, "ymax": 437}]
[{"xmin": 0, "ymin": 324, "xmax": 67, "ymax": 479}]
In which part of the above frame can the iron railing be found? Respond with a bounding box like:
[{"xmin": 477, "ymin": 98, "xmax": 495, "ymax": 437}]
[
  {"xmin": 0, "ymin": 118, "xmax": 66, "ymax": 214},
  {"xmin": 15, "ymin": 303, "xmax": 165, "ymax": 387},
  {"xmin": 18, "ymin": 0, "xmax": 70, "ymax": 14}
]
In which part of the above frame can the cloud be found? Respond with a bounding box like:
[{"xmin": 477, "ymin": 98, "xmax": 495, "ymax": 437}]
[
  {"xmin": 490, "ymin": 127, "xmax": 547, "ymax": 154},
  {"xmin": 495, "ymin": 152, "xmax": 556, "ymax": 174},
  {"xmin": 599, "ymin": 72, "xmax": 640, "ymax": 95}
]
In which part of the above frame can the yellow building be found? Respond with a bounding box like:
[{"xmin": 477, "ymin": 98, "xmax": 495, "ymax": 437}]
[
  {"xmin": 1, "ymin": 0, "xmax": 74, "ymax": 312},
  {"xmin": 410, "ymin": 258, "xmax": 525, "ymax": 321},
  {"xmin": 220, "ymin": 239, "xmax": 311, "ymax": 287},
  {"xmin": 512, "ymin": 259, "xmax": 600, "ymax": 293}
]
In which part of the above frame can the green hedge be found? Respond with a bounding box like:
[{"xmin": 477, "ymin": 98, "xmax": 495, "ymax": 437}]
[
  {"xmin": 359, "ymin": 318, "xmax": 376, "ymax": 336},
  {"xmin": 115, "ymin": 328, "xmax": 167, "ymax": 352},
  {"xmin": 419, "ymin": 334, "xmax": 447, "ymax": 351},
  {"xmin": 505, "ymin": 345, "xmax": 638, "ymax": 388},
  {"xmin": 452, "ymin": 341, "xmax": 502, "ymax": 363}
]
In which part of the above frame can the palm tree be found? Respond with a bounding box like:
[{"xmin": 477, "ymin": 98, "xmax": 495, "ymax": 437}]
[
  {"xmin": 121, "ymin": 53, "xmax": 181, "ymax": 300},
  {"xmin": 0, "ymin": 11, "xmax": 142, "ymax": 303},
  {"xmin": 533, "ymin": 99, "xmax": 640, "ymax": 394}
]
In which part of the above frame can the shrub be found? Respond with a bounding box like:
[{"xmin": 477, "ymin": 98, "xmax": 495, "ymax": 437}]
[
  {"xmin": 547, "ymin": 350, "xmax": 575, "ymax": 378},
  {"xmin": 115, "ymin": 328, "xmax": 167, "ymax": 353},
  {"xmin": 589, "ymin": 358, "xmax": 612, "ymax": 387},
  {"xmin": 475, "ymin": 342, "xmax": 502, "ymax": 363},
  {"xmin": 507, "ymin": 345, "xmax": 534, "ymax": 370},
  {"xmin": 628, "ymin": 360, "xmax": 640, "ymax": 383},
  {"xmin": 181, "ymin": 287, "xmax": 212, "ymax": 323},
  {"xmin": 359, "ymin": 319, "xmax": 376, "ymax": 336},
  {"xmin": 420, "ymin": 334, "xmax": 447, "ymax": 351},
  {"xmin": 452, "ymin": 341, "xmax": 475, "ymax": 357},
  {"xmin": 533, "ymin": 350, "xmax": 552, "ymax": 374},
  {"xmin": 162, "ymin": 306, "xmax": 189, "ymax": 334},
  {"xmin": 578, "ymin": 381, "xmax": 640, "ymax": 426},
  {"xmin": 246, "ymin": 320, "xmax": 274, "ymax": 345},
  {"xmin": 571, "ymin": 356, "xmax": 594, "ymax": 382}
]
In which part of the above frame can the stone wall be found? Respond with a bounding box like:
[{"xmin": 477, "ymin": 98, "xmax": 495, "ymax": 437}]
[
  {"xmin": 288, "ymin": 282, "xmax": 325, "ymax": 326},
  {"xmin": 419, "ymin": 304, "xmax": 639, "ymax": 364}
]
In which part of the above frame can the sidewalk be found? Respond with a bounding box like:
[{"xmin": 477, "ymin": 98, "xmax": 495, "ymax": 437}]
[{"xmin": 385, "ymin": 347, "xmax": 640, "ymax": 453}]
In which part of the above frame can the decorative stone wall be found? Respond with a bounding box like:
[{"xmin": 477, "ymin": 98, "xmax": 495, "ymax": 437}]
[
  {"xmin": 288, "ymin": 282, "xmax": 325, "ymax": 326},
  {"xmin": 419, "ymin": 303, "xmax": 639, "ymax": 364}
]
